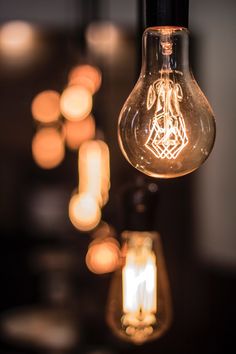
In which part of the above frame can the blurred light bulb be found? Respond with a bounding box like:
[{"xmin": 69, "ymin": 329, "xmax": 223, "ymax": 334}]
[
  {"xmin": 85, "ymin": 22, "xmax": 121, "ymax": 59},
  {"xmin": 118, "ymin": 27, "xmax": 216, "ymax": 178},
  {"xmin": 31, "ymin": 90, "xmax": 61, "ymax": 123},
  {"xmin": 32, "ymin": 127, "xmax": 64, "ymax": 169},
  {"xmin": 86, "ymin": 237, "xmax": 120, "ymax": 274},
  {"xmin": 107, "ymin": 231, "xmax": 172, "ymax": 344},
  {"xmin": 69, "ymin": 193, "xmax": 101, "ymax": 232},
  {"xmin": 0, "ymin": 21, "xmax": 36, "ymax": 61},
  {"xmin": 79, "ymin": 140, "xmax": 110, "ymax": 207},
  {"xmin": 68, "ymin": 65, "xmax": 102, "ymax": 94},
  {"xmin": 64, "ymin": 115, "xmax": 95, "ymax": 150},
  {"xmin": 60, "ymin": 85, "xmax": 92, "ymax": 122}
]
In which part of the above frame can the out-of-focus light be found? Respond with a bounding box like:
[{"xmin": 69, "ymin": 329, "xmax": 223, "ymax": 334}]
[
  {"xmin": 79, "ymin": 140, "xmax": 110, "ymax": 207},
  {"xmin": 31, "ymin": 90, "xmax": 60, "ymax": 123},
  {"xmin": 32, "ymin": 127, "xmax": 65, "ymax": 169},
  {"xmin": 69, "ymin": 193, "xmax": 101, "ymax": 232},
  {"xmin": 91, "ymin": 221, "xmax": 116, "ymax": 239},
  {"xmin": 60, "ymin": 85, "xmax": 92, "ymax": 122},
  {"xmin": 1, "ymin": 307, "xmax": 78, "ymax": 350},
  {"xmin": 64, "ymin": 115, "xmax": 95, "ymax": 150},
  {"xmin": 68, "ymin": 65, "xmax": 102, "ymax": 94},
  {"xmin": 0, "ymin": 21, "xmax": 36, "ymax": 63},
  {"xmin": 85, "ymin": 22, "xmax": 121, "ymax": 59},
  {"xmin": 86, "ymin": 237, "xmax": 120, "ymax": 274}
]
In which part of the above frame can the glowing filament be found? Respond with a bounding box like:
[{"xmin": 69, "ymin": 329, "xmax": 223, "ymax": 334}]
[
  {"xmin": 145, "ymin": 78, "xmax": 188, "ymax": 159},
  {"xmin": 122, "ymin": 239, "xmax": 157, "ymax": 330}
]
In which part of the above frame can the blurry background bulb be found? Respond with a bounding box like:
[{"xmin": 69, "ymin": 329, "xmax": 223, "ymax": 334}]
[
  {"xmin": 32, "ymin": 127, "xmax": 64, "ymax": 169},
  {"xmin": 69, "ymin": 193, "xmax": 101, "ymax": 232},
  {"xmin": 107, "ymin": 231, "xmax": 172, "ymax": 344},
  {"xmin": 79, "ymin": 140, "xmax": 110, "ymax": 207},
  {"xmin": 118, "ymin": 27, "xmax": 216, "ymax": 178}
]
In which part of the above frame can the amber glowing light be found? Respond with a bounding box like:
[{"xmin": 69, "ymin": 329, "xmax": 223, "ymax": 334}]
[
  {"xmin": 79, "ymin": 140, "xmax": 110, "ymax": 207},
  {"xmin": 0, "ymin": 21, "xmax": 36, "ymax": 61},
  {"xmin": 68, "ymin": 65, "xmax": 102, "ymax": 94},
  {"xmin": 86, "ymin": 237, "xmax": 120, "ymax": 274},
  {"xmin": 107, "ymin": 231, "xmax": 172, "ymax": 344},
  {"xmin": 64, "ymin": 115, "xmax": 95, "ymax": 150},
  {"xmin": 118, "ymin": 27, "xmax": 216, "ymax": 178},
  {"xmin": 69, "ymin": 193, "xmax": 101, "ymax": 232},
  {"xmin": 32, "ymin": 128, "xmax": 65, "ymax": 169},
  {"xmin": 60, "ymin": 85, "xmax": 92, "ymax": 122},
  {"xmin": 31, "ymin": 90, "xmax": 61, "ymax": 123}
]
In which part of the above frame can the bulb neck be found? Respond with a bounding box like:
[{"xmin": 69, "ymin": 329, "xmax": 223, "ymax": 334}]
[{"xmin": 141, "ymin": 27, "xmax": 190, "ymax": 75}]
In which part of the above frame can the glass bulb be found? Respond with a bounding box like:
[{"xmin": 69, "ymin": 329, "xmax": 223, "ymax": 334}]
[
  {"xmin": 118, "ymin": 27, "xmax": 216, "ymax": 178},
  {"xmin": 107, "ymin": 231, "xmax": 172, "ymax": 344}
]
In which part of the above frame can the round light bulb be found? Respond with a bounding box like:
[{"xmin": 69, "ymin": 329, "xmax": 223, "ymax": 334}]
[
  {"xmin": 31, "ymin": 90, "xmax": 60, "ymax": 123},
  {"xmin": 60, "ymin": 85, "xmax": 92, "ymax": 122},
  {"xmin": 32, "ymin": 127, "xmax": 64, "ymax": 169},
  {"xmin": 86, "ymin": 238, "xmax": 120, "ymax": 274},
  {"xmin": 68, "ymin": 193, "xmax": 101, "ymax": 232},
  {"xmin": 64, "ymin": 115, "xmax": 95, "ymax": 150},
  {"xmin": 68, "ymin": 65, "xmax": 102, "ymax": 94},
  {"xmin": 118, "ymin": 27, "xmax": 216, "ymax": 178}
]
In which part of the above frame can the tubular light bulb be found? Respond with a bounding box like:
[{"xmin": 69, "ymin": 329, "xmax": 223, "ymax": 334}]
[
  {"xmin": 118, "ymin": 27, "xmax": 216, "ymax": 178},
  {"xmin": 79, "ymin": 140, "xmax": 110, "ymax": 207},
  {"xmin": 107, "ymin": 231, "xmax": 172, "ymax": 344}
]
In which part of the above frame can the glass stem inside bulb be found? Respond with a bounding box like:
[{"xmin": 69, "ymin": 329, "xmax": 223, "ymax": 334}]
[
  {"xmin": 121, "ymin": 235, "xmax": 157, "ymax": 341},
  {"xmin": 145, "ymin": 29, "xmax": 188, "ymax": 160}
]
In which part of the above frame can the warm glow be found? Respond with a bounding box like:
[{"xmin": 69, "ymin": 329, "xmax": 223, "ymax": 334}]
[
  {"xmin": 31, "ymin": 90, "xmax": 61, "ymax": 123},
  {"xmin": 85, "ymin": 22, "xmax": 120, "ymax": 58},
  {"xmin": 122, "ymin": 236, "xmax": 157, "ymax": 330},
  {"xmin": 0, "ymin": 21, "xmax": 36, "ymax": 61},
  {"xmin": 69, "ymin": 193, "xmax": 101, "ymax": 232},
  {"xmin": 32, "ymin": 128, "xmax": 64, "ymax": 169},
  {"xmin": 64, "ymin": 115, "xmax": 95, "ymax": 150},
  {"xmin": 68, "ymin": 65, "xmax": 102, "ymax": 94},
  {"xmin": 145, "ymin": 78, "xmax": 188, "ymax": 159},
  {"xmin": 60, "ymin": 85, "xmax": 92, "ymax": 122},
  {"xmin": 91, "ymin": 221, "xmax": 116, "ymax": 239},
  {"xmin": 86, "ymin": 238, "xmax": 120, "ymax": 274},
  {"xmin": 79, "ymin": 140, "xmax": 110, "ymax": 207}
]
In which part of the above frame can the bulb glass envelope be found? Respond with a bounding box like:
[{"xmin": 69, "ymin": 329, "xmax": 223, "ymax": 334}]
[
  {"xmin": 107, "ymin": 231, "xmax": 172, "ymax": 344},
  {"xmin": 118, "ymin": 27, "xmax": 216, "ymax": 178}
]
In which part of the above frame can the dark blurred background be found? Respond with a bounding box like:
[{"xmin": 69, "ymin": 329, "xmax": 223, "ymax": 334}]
[{"xmin": 0, "ymin": 0, "xmax": 235, "ymax": 354}]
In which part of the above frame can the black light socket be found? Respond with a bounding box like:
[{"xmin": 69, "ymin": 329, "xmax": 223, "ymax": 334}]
[{"xmin": 142, "ymin": 0, "xmax": 189, "ymax": 29}]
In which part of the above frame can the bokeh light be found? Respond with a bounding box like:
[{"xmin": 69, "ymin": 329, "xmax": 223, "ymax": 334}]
[
  {"xmin": 64, "ymin": 114, "xmax": 95, "ymax": 150},
  {"xmin": 85, "ymin": 22, "xmax": 121, "ymax": 59},
  {"xmin": 31, "ymin": 90, "xmax": 61, "ymax": 123},
  {"xmin": 79, "ymin": 140, "xmax": 110, "ymax": 207},
  {"xmin": 69, "ymin": 193, "xmax": 101, "ymax": 232},
  {"xmin": 0, "ymin": 21, "xmax": 36, "ymax": 63},
  {"xmin": 68, "ymin": 65, "xmax": 102, "ymax": 94},
  {"xmin": 32, "ymin": 127, "xmax": 65, "ymax": 169},
  {"xmin": 91, "ymin": 221, "xmax": 116, "ymax": 240},
  {"xmin": 86, "ymin": 237, "xmax": 120, "ymax": 274},
  {"xmin": 60, "ymin": 85, "xmax": 92, "ymax": 122},
  {"xmin": 1, "ymin": 307, "xmax": 78, "ymax": 350}
]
